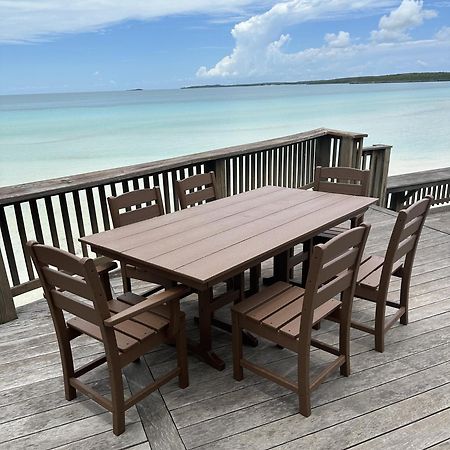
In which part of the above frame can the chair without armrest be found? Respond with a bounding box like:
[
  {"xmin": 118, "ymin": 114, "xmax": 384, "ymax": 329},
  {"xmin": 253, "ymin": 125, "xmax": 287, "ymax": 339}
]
[
  {"xmin": 313, "ymin": 166, "xmax": 371, "ymax": 239},
  {"xmin": 175, "ymin": 171, "xmax": 218, "ymax": 209},
  {"xmin": 108, "ymin": 187, "xmax": 173, "ymax": 295},
  {"xmin": 350, "ymin": 195, "xmax": 433, "ymax": 352},
  {"xmin": 232, "ymin": 224, "xmax": 370, "ymax": 416},
  {"xmin": 289, "ymin": 166, "xmax": 371, "ymax": 284},
  {"xmin": 27, "ymin": 240, "xmax": 189, "ymax": 436}
]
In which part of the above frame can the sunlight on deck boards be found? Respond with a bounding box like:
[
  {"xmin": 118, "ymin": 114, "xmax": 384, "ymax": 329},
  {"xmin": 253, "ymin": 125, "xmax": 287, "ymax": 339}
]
[{"xmin": 1, "ymin": 206, "xmax": 450, "ymax": 449}]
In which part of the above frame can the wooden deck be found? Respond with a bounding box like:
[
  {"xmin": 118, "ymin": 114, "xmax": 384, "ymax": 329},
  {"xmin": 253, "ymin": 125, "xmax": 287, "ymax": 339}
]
[{"xmin": 1, "ymin": 205, "xmax": 450, "ymax": 449}]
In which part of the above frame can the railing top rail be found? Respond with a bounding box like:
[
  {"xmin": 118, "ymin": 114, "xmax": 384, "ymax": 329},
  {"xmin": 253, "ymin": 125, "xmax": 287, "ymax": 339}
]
[
  {"xmin": 0, "ymin": 127, "xmax": 366, "ymax": 206},
  {"xmin": 362, "ymin": 144, "xmax": 393, "ymax": 152},
  {"xmin": 387, "ymin": 167, "xmax": 450, "ymax": 191}
]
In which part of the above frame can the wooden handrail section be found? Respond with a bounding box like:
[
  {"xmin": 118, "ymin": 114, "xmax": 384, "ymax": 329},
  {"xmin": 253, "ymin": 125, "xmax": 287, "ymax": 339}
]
[{"xmin": 0, "ymin": 127, "xmax": 379, "ymax": 323}]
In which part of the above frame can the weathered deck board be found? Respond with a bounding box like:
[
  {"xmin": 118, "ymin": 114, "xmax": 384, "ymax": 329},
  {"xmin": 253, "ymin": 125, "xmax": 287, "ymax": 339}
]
[{"xmin": 1, "ymin": 205, "xmax": 450, "ymax": 449}]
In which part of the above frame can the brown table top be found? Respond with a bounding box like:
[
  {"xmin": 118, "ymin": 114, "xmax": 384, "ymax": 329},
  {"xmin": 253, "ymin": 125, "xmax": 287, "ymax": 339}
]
[{"xmin": 81, "ymin": 186, "xmax": 377, "ymax": 290}]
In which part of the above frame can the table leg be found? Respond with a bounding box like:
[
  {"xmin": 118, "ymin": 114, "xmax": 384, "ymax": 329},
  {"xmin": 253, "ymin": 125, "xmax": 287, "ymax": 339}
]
[
  {"xmin": 301, "ymin": 239, "xmax": 313, "ymax": 287},
  {"xmin": 273, "ymin": 250, "xmax": 290, "ymax": 282},
  {"xmin": 192, "ymin": 288, "xmax": 226, "ymax": 371}
]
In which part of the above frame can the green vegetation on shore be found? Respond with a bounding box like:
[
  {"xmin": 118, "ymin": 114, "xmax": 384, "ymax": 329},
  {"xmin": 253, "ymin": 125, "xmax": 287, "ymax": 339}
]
[{"xmin": 183, "ymin": 72, "xmax": 450, "ymax": 89}]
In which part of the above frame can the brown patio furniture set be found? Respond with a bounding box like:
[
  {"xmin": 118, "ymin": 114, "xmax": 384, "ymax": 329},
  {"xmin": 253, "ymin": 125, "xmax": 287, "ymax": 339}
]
[{"xmin": 27, "ymin": 167, "xmax": 432, "ymax": 435}]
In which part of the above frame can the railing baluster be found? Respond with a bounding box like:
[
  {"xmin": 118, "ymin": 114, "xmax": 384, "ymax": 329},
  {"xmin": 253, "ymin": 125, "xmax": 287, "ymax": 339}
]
[
  {"xmin": 0, "ymin": 207, "xmax": 20, "ymax": 286},
  {"xmin": 14, "ymin": 203, "xmax": 35, "ymax": 280},
  {"xmin": 29, "ymin": 199, "xmax": 44, "ymax": 244},
  {"xmin": 44, "ymin": 197, "xmax": 60, "ymax": 247},
  {"xmin": 59, "ymin": 193, "xmax": 75, "ymax": 254},
  {"xmin": 98, "ymin": 185, "xmax": 111, "ymax": 231}
]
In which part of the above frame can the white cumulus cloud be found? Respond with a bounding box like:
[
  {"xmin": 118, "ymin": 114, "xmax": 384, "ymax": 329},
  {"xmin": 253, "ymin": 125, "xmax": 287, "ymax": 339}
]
[
  {"xmin": 325, "ymin": 31, "xmax": 351, "ymax": 48},
  {"xmin": 371, "ymin": 0, "xmax": 437, "ymax": 42},
  {"xmin": 197, "ymin": 0, "xmax": 444, "ymax": 81},
  {"xmin": 197, "ymin": 0, "xmax": 397, "ymax": 79}
]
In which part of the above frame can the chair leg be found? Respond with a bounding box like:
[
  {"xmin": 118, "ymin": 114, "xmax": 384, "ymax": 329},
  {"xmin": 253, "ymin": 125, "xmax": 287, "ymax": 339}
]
[
  {"xmin": 249, "ymin": 264, "xmax": 261, "ymax": 295},
  {"xmin": 374, "ymin": 300, "xmax": 386, "ymax": 353},
  {"xmin": 57, "ymin": 329, "xmax": 77, "ymax": 401},
  {"xmin": 121, "ymin": 266, "xmax": 131, "ymax": 294},
  {"xmin": 110, "ymin": 364, "xmax": 125, "ymax": 436},
  {"xmin": 232, "ymin": 311, "xmax": 243, "ymax": 381},
  {"xmin": 399, "ymin": 273, "xmax": 410, "ymax": 326},
  {"xmin": 177, "ymin": 316, "xmax": 189, "ymax": 389},
  {"xmin": 297, "ymin": 350, "xmax": 311, "ymax": 417},
  {"xmin": 339, "ymin": 310, "xmax": 351, "ymax": 377}
]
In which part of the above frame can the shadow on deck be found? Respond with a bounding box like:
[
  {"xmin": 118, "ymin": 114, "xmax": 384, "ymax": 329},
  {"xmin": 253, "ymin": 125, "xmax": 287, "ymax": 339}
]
[{"xmin": 1, "ymin": 206, "xmax": 450, "ymax": 449}]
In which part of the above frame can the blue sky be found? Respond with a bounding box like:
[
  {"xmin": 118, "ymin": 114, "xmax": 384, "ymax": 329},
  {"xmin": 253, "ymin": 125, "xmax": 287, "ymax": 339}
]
[{"xmin": 0, "ymin": 0, "xmax": 449, "ymax": 94}]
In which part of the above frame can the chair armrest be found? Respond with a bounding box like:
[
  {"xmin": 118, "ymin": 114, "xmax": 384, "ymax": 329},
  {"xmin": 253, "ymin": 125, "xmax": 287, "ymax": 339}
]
[
  {"xmin": 300, "ymin": 182, "xmax": 314, "ymax": 190},
  {"xmin": 104, "ymin": 285, "xmax": 191, "ymax": 327},
  {"xmin": 94, "ymin": 256, "xmax": 118, "ymax": 275}
]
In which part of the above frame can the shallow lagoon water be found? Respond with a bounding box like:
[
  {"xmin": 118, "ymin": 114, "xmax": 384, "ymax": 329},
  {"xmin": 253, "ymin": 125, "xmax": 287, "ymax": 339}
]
[{"xmin": 1, "ymin": 82, "xmax": 450, "ymax": 187}]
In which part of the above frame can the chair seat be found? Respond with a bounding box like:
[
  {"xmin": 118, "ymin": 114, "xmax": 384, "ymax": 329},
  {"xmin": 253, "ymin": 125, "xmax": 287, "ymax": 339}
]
[
  {"xmin": 232, "ymin": 281, "xmax": 341, "ymax": 339},
  {"xmin": 356, "ymin": 255, "xmax": 403, "ymax": 291},
  {"xmin": 67, "ymin": 294, "xmax": 173, "ymax": 352},
  {"xmin": 317, "ymin": 225, "xmax": 349, "ymax": 241}
]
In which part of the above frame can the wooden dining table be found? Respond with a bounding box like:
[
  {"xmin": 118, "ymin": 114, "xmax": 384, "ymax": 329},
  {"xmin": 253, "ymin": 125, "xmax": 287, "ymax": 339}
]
[{"xmin": 81, "ymin": 186, "xmax": 377, "ymax": 370}]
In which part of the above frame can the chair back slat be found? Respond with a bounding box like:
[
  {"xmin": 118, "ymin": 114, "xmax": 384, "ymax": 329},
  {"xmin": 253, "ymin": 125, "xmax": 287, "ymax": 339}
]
[
  {"xmin": 41, "ymin": 266, "xmax": 93, "ymax": 301},
  {"xmin": 116, "ymin": 204, "xmax": 162, "ymax": 227},
  {"xmin": 176, "ymin": 171, "xmax": 218, "ymax": 209},
  {"xmin": 183, "ymin": 187, "xmax": 216, "ymax": 208},
  {"xmin": 398, "ymin": 216, "xmax": 423, "ymax": 242},
  {"xmin": 380, "ymin": 195, "xmax": 432, "ymax": 293},
  {"xmin": 317, "ymin": 247, "xmax": 359, "ymax": 285},
  {"xmin": 27, "ymin": 241, "xmax": 111, "ymax": 322},
  {"xmin": 392, "ymin": 235, "xmax": 416, "ymax": 262},
  {"xmin": 315, "ymin": 270, "xmax": 354, "ymax": 307},
  {"xmin": 30, "ymin": 243, "xmax": 87, "ymax": 277},
  {"xmin": 314, "ymin": 166, "xmax": 370, "ymax": 197},
  {"xmin": 108, "ymin": 187, "xmax": 164, "ymax": 228},
  {"xmin": 303, "ymin": 224, "xmax": 370, "ymax": 318},
  {"xmin": 52, "ymin": 290, "xmax": 100, "ymax": 325}
]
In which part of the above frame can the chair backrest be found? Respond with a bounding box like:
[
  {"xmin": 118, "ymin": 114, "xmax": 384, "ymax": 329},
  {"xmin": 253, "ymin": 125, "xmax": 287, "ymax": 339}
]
[
  {"xmin": 27, "ymin": 241, "xmax": 111, "ymax": 331},
  {"xmin": 300, "ymin": 224, "xmax": 371, "ymax": 336},
  {"xmin": 379, "ymin": 195, "xmax": 433, "ymax": 295},
  {"xmin": 313, "ymin": 166, "xmax": 370, "ymax": 197},
  {"xmin": 108, "ymin": 187, "xmax": 164, "ymax": 228},
  {"xmin": 176, "ymin": 171, "xmax": 218, "ymax": 209}
]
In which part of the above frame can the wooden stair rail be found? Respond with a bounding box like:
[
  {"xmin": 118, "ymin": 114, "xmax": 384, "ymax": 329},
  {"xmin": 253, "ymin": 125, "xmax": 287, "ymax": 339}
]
[{"xmin": 0, "ymin": 127, "xmax": 382, "ymax": 323}]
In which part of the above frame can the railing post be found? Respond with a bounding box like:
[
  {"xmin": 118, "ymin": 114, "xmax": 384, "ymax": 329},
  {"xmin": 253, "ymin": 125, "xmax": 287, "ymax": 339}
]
[
  {"xmin": 339, "ymin": 136, "xmax": 364, "ymax": 168},
  {"xmin": 0, "ymin": 248, "xmax": 17, "ymax": 324},
  {"xmin": 206, "ymin": 158, "xmax": 227, "ymax": 199},
  {"xmin": 362, "ymin": 144, "xmax": 392, "ymax": 206},
  {"xmin": 315, "ymin": 136, "xmax": 331, "ymax": 167}
]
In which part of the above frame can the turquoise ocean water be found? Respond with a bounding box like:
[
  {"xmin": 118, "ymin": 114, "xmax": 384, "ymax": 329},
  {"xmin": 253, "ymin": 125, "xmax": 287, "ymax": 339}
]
[{"xmin": 1, "ymin": 82, "xmax": 450, "ymax": 187}]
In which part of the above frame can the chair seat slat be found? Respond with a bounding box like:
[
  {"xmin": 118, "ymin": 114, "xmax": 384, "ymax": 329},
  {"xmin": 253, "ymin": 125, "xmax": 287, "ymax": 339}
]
[
  {"xmin": 248, "ymin": 285, "xmax": 304, "ymax": 322},
  {"xmin": 231, "ymin": 281, "xmax": 291, "ymax": 314},
  {"xmin": 67, "ymin": 317, "xmax": 139, "ymax": 352}
]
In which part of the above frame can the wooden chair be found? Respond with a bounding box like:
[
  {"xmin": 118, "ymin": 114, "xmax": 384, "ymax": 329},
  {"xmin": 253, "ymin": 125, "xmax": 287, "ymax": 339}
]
[
  {"xmin": 232, "ymin": 224, "xmax": 370, "ymax": 416},
  {"xmin": 313, "ymin": 166, "xmax": 371, "ymax": 241},
  {"xmin": 351, "ymin": 196, "xmax": 432, "ymax": 352},
  {"xmin": 290, "ymin": 166, "xmax": 371, "ymax": 284},
  {"xmin": 175, "ymin": 171, "xmax": 218, "ymax": 209},
  {"xmin": 27, "ymin": 240, "xmax": 189, "ymax": 436},
  {"xmin": 108, "ymin": 187, "xmax": 172, "ymax": 295}
]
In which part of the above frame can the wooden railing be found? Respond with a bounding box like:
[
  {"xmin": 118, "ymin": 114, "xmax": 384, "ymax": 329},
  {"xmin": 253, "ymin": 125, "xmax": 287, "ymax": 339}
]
[
  {"xmin": 360, "ymin": 144, "xmax": 392, "ymax": 207},
  {"xmin": 386, "ymin": 167, "xmax": 450, "ymax": 211},
  {"xmin": 0, "ymin": 127, "xmax": 391, "ymax": 323}
]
